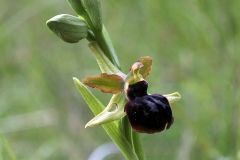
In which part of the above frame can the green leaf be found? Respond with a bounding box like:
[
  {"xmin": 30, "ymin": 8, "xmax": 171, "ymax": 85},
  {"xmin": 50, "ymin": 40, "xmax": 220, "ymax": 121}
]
[
  {"xmin": 83, "ymin": 73, "xmax": 124, "ymax": 93},
  {"xmin": 73, "ymin": 78, "xmax": 139, "ymax": 160},
  {"xmin": 46, "ymin": 14, "xmax": 88, "ymax": 43},
  {"xmin": 82, "ymin": 0, "xmax": 102, "ymax": 32},
  {"xmin": 138, "ymin": 56, "xmax": 152, "ymax": 78},
  {"xmin": 73, "ymin": 77, "xmax": 104, "ymax": 114},
  {"xmin": 0, "ymin": 135, "xmax": 16, "ymax": 160}
]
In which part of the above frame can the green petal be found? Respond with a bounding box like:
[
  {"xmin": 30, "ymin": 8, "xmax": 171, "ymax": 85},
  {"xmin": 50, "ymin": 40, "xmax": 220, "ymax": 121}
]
[
  {"xmin": 85, "ymin": 93, "xmax": 126, "ymax": 128},
  {"xmin": 138, "ymin": 56, "xmax": 152, "ymax": 78},
  {"xmin": 164, "ymin": 92, "xmax": 181, "ymax": 104}
]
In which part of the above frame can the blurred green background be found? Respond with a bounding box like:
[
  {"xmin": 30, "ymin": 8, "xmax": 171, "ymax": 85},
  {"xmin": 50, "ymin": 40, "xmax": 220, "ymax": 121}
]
[{"xmin": 1, "ymin": 0, "xmax": 240, "ymax": 159}]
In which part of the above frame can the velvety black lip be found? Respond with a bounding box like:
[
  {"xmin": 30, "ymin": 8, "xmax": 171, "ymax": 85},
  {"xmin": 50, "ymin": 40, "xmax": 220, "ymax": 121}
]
[
  {"xmin": 125, "ymin": 94, "xmax": 174, "ymax": 134},
  {"xmin": 127, "ymin": 80, "xmax": 148, "ymax": 100}
]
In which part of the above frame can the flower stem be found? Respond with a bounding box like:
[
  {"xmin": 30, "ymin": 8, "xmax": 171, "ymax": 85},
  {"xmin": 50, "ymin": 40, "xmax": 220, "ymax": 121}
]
[
  {"xmin": 91, "ymin": 27, "xmax": 145, "ymax": 160},
  {"xmin": 132, "ymin": 132, "xmax": 145, "ymax": 160},
  {"xmin": 94, "ymin": 25, "xmax": 121, "ymax": 69},
  {"xmin": 120, "ymin": 116, "xmax": 133, "ymax": 147},
  {"xmin": 84, "ymin": 4, "xmax": 144, "ymax": 158}
]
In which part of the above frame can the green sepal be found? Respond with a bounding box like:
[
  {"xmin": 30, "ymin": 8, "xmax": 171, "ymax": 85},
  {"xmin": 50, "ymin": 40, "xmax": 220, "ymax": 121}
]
[
  {"xmin": 83, "ymin": 73, "xmax": 124, "ymax": 94},
  {"xmin": 46, "ymin": 14, "xmax": 88, "ymax": 43}
]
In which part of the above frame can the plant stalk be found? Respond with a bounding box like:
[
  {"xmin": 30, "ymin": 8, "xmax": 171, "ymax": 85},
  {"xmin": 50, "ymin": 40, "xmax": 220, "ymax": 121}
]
[
  {"xmin": 94, "ymin": 26, "xmax": 121, "ymax": 69},
  {"xmin": 91, "ymin": 25, "xmax": 144, "ymax": 160}
]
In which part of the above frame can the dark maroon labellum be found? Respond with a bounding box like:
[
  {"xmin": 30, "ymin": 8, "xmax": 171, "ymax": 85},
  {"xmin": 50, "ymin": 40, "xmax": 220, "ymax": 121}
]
[
  {"xmin": 126, "ymin": 80, "xmax": 148, "ymax": 100},
  {"xmin": 125, "ymin": 81, "xmax": 174, "ymax": 134}
]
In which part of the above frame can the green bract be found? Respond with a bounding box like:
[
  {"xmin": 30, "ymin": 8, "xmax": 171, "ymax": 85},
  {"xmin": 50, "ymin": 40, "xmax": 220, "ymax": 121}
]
[
  {"xmin": 46, "ymin": 14, "xmax": 88, "ymax": 43},
  {"xmin": 88, "ymin": 42, "xmax": 122, "ymax": 74},
  {"xmin": 67, "ymin": 0, "xmax": 86, "ymax": 18},
  {"xmin": 82, "ymin": 0, "xmax": 102, "ymax": 31}
]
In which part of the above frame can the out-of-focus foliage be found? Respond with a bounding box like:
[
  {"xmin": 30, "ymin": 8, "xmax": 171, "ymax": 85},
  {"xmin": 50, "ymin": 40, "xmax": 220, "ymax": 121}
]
[
  {"xmin": 0, "ymin": 135, "xmax": 16, "ymax": 160},
  {"xmin": 0, "ymin": 0, "xmax": 240, "ymax": 159}
]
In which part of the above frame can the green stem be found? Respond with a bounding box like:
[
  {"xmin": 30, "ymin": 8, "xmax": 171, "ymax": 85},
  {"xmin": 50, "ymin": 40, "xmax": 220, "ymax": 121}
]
[
  {"xmin": 95, "ymin": 26, "xmax": 121, "ymax": 69},
  {"xmin": 132, "ymin": 132, "xmax": 145, "ymax": 160},
  {"xmin": 120, "ymin": 116, "xmax": 133, "ymax": 147},
  {"xmin": 89, "ymin": 42, "xmax": 144, "ymax": 159},
  {"xmin": 87, "ymin": 9, "xmax": 144, "ymax": 160}
]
